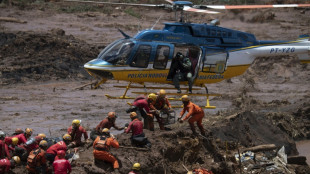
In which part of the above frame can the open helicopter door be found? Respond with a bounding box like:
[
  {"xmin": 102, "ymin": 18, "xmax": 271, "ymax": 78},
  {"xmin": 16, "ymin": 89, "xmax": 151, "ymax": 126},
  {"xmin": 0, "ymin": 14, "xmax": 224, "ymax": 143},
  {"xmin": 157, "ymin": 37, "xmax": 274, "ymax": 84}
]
[
  {"xmin": 202, "ymin": 47, "xmax": 229, "ymax": 74},
  {"xmin": 167, "ymin": 45, "xmax": 202, "ymax": 83}
]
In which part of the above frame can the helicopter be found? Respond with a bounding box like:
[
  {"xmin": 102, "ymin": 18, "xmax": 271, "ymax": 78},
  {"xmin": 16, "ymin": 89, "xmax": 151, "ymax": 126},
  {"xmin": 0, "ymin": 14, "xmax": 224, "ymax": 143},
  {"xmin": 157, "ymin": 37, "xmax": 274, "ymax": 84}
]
[{"xmin": 66, "ymin": 0, "xmax": 310, "ymax": 108}]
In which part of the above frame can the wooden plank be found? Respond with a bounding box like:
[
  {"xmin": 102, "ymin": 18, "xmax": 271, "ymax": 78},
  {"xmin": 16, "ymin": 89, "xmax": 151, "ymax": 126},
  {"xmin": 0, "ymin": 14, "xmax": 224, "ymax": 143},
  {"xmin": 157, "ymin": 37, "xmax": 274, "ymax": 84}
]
[{"xmin": 0, "ymin": 17, "xmax": 27, "ymax": 23}]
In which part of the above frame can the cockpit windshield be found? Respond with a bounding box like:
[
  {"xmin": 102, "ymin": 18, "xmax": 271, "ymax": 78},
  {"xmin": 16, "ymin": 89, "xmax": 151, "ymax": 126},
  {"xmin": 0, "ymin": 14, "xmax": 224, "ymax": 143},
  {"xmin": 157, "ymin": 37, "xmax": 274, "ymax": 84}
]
[{"xmin": 98, "ymin": 39, "xmax": 135, "ymax": 65}]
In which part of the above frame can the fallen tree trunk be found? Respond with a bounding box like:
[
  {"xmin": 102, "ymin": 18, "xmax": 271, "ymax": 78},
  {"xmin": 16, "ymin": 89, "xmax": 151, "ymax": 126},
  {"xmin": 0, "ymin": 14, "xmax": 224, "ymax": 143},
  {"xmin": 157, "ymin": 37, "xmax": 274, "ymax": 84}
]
[
  {"xmin": 0, "ymin": 17, "xmax": 27, "ymax": 23},
  {"xmin": 119, "ymin": 145, "xmax": 149, "ymax": 151},
  {"xmin": 242, "ymin": 144, "xmax": 277, "ymax": 152}
]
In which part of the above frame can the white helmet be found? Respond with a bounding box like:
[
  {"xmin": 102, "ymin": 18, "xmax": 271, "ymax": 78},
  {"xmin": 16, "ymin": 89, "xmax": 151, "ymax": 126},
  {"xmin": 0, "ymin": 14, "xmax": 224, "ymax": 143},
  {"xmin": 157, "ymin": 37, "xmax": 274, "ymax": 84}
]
[{"xmin": 0, "ymin": 131, "xmax": 5, "ymax": 139}]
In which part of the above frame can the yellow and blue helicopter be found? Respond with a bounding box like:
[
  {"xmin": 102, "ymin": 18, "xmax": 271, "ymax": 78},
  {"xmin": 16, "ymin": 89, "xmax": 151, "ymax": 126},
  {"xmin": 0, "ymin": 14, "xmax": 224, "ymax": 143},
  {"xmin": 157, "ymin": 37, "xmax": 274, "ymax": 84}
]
[{"xmin": 67, "ymin": 0, "xmax": 310, "ymax": 108}]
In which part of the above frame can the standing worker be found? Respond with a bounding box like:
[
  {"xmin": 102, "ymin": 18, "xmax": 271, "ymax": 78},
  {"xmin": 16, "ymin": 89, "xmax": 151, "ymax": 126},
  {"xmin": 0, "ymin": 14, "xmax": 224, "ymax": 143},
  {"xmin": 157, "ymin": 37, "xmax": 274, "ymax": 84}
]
[
  {"xmin": 26, "ymin": 140, "xmax": 48, "ymax": 174},
  {"xmin": 0, "ymin": 156, "xmax": 20, "ymax": 173},
  {"xmin": 67, "ymin": 119, "xmax": 88, "ymax": 148},
  {"xmin": 125, "ymin": 112, "xmax": 151, "ymax": 148},
  {"xmin": 91, "ymin": 112, "xmax": 123, "ymax": 140},
  {"xmin": 128, "ymin": 95, "xmax": 153, "ymax": 129},
  {"xmin": 53, "ymin": 150, "xmax": 72, "ymax": 174},
  {"xmin": 128, "ymin": 163, "xmax": 141, "ymax": 174},
  {"xmin": 93, "ymin": 128, "xmax": 120, "ymax": 173},
  {"xmin": 178, "ymin": 95, "xmax": 205, "ymax": 136}
]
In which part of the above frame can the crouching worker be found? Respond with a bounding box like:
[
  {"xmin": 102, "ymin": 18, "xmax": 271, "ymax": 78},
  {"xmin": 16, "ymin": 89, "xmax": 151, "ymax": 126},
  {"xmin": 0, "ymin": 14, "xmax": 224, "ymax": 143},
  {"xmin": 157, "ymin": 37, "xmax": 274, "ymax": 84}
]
[
  {"xmin": 0, "ymin": 156, "xmax": 20, "ymax": 173},
  {"xmin": 67, "ymin": 119, "xmax": 88, "ymax": 148},
  {"xmin": 26, "ymin": 140, "xmax": 48, "ymax": 174},
  {"xmin": 53, "ymin": 150, "xmax": 72, "ymax": 174},
  {"xmin": 93, "ymin": 128, "xmax": 120, "ymax": 172},
  {"xmin": 128, "ymin": 163, "xmax": 141, "ymax": 174},
  {"xmin": 125, "ymin": 112, "xmax": 151, "ymax": 148}
]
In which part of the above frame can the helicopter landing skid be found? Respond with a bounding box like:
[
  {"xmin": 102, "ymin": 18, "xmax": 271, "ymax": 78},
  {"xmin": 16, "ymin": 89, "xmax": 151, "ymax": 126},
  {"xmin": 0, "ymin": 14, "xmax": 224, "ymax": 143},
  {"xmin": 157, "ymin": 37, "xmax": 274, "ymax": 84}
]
[
  {"xmin": 105, "ymin": 94, "xmax": 135, "ymax": 99},
  {"xmin": 132, "ymin": 92, "xmax": 220, "ymax": 109}
]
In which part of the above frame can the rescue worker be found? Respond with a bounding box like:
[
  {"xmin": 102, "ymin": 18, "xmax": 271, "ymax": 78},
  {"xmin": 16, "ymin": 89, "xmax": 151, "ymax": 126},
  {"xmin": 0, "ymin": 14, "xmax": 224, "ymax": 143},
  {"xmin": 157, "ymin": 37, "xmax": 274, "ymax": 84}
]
[
  {"xmin": 128, "ymin": 163, "xmax": 141, "ymax": 174},
  {"xmin": 4, "ymin": 137, "xmax": 19, "ymax": 155},
  {"xmin": 0, "ymin": 156, "xmax": 20, "ymax": 173},
  {"xmin": 149, "ymin": 89, "xmax": 171, "ymax": 130},
  {"xmin": 93, "ymin": 128, "xmax": 120, "ymax": 172},
  {"xmin": 15, "ymin": 135, "xmax": 44, "ymax": 161},
  {"xmin": 53, "ymin": 150, "xmax": 72, "ymax": 174},
  {"xmin": 26, "ymin": 140, "xmax": 48, "ymax": 174},
  {"xmin": 12, "ymin": 128, "xmax": 24, "ymax": 136},
  {"xmin": 125, "ymin": 112, "xmax": 151, "ymax": 148},
  {"xmin": 0, "ymin": 131, "xmax": 11, "ymax": 159},
  {"xmin": 145, "ymin": 93, "xmax": 157, "ymax": 131},
  {"xmin": 67, "ymin": 119, "xmax": 88, "ymax": 148},
  {"xmin": 127, "ymin": 95, "xmax": 153, "ymax": 129},
  {"xmin": 170, "ymin": 52, "xmax": 193, "ymax": 93},
  {"xmin": 46, "ymin": 134, "xmax": 71, "ymax": 163},
  {"xmin": 188, "ymin": 168, "xmax": 214, "ymax": 174},
  {"xmin": 178, "ymin": 95, "xmax": 205, "ymax": 136},
  {"xmin": 13, "ymin": 128, "xmax": 33, "ymax": 145},
  {"xmin": 91, "ymin": 112, "xmax": 123, "ymax": 140}
]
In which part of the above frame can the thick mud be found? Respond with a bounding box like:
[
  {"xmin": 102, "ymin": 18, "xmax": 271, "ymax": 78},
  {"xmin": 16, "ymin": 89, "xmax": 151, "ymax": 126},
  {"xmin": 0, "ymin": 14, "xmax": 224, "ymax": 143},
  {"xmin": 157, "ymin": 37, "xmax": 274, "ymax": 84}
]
[{"xmin": 0, "ymin": 1, "xmax": 310, "ymax": 173}]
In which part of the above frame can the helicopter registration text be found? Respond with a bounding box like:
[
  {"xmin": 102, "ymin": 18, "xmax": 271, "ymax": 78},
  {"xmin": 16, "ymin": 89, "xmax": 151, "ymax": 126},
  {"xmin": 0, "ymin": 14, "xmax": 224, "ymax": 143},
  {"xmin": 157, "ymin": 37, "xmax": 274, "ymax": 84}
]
[{"xmin": 270, "ymin": 47, "xmax": 295, "ymax": 54}]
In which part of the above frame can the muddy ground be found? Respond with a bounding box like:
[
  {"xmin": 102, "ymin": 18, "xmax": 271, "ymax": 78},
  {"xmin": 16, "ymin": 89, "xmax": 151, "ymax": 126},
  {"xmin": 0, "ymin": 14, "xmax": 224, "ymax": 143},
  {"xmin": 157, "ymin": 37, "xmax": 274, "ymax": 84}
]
[{"xmin": 0, "ymin": 0, "xmax": 310, "ymax": 174}]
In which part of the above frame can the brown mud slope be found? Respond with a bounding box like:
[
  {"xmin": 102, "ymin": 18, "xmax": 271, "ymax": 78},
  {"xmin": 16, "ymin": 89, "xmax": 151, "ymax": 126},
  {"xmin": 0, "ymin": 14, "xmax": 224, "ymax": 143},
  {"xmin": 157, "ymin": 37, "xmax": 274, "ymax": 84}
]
[{"xmin": 0, "ymin": 31, "xmax": 99, "ymax": 85}]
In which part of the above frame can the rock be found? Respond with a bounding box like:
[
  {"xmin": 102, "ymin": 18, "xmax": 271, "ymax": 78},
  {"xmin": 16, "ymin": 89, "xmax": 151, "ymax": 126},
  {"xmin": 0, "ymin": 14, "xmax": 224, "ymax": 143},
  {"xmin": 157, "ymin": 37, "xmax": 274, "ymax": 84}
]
[{"xmin": 287, "ymin": 156, "xmax": 308, "ymax": 165}]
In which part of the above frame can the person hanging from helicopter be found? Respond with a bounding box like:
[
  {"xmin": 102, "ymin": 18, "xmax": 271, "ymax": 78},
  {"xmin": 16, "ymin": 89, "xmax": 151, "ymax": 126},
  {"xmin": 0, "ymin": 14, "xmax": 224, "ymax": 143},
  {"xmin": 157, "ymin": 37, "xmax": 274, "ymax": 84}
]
[{"xmin": 169, "ymin": 52, "xmax": 193, "ymax": 94}]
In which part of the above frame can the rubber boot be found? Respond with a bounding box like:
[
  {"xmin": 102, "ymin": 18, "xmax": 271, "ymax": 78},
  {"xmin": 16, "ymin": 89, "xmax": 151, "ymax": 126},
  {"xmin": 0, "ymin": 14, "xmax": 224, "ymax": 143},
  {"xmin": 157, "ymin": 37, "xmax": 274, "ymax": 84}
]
[{"xmin": 190, "ymin": 124, "xmax": 197, "ymax": 135}]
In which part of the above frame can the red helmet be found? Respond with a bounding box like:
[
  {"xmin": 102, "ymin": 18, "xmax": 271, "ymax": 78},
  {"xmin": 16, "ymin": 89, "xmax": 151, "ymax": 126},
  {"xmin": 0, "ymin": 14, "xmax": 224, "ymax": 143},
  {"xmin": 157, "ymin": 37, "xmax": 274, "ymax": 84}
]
[{"xmin": 57, "ymin": 150, "xmax": 66, "ymax": 159}]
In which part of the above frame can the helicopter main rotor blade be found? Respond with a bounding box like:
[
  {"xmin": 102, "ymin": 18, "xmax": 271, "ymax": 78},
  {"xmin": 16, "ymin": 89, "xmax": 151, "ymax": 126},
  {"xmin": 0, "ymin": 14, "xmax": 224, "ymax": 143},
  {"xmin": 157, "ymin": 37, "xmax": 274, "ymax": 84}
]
[
  {"xmin": 64, "ymin": 0, "xmax": 168, "ymax": 8},
  {"xmin": 165, "ymin": 0, "xmax": 174, "ymax": 4},
  {"xmin": 183, "ymin": 6, "xmax": 220, "ymax": 14},
  {"xmin": 201, "ymin": 4, "xmax": 310, "ymax": 10}
]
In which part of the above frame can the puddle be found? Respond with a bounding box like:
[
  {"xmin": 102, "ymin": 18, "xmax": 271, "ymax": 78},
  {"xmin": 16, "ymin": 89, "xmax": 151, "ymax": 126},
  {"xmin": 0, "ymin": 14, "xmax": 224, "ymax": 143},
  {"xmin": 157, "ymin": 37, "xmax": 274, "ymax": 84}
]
[{"xmin": 296, "ymin": 140, "xmax": 310, "ymax": 165}]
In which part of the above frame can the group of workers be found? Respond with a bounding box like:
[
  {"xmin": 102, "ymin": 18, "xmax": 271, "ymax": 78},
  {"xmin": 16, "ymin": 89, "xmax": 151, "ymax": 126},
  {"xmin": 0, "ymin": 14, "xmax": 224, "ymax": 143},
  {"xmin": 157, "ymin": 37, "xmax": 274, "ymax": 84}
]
[{"xmin": 0, "ymin": 89, "xmax": 206, "ymax": 174}]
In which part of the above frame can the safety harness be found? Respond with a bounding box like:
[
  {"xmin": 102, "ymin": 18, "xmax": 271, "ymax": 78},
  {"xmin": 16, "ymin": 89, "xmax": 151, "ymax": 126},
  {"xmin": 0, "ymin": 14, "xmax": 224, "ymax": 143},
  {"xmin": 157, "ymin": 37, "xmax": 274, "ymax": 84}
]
[
  {"xmin": 95, "ymin": 136, "xmax": 108, "ymax": 151},
  {"xmin": 27, "ymin": 148, "xmax": 41, "ymax": 169}
]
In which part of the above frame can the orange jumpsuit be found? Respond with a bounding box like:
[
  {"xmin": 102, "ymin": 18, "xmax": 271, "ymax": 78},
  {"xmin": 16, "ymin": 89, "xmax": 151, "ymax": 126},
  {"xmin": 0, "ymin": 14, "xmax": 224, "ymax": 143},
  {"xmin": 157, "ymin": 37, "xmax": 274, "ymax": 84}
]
[
  {"xmin": 93, "ymin": 136, "xmax": 119, "ymax": 169},
  {"xmin": 180, "ymin": 101, "xmax": 205, "ymax": 135},
  {"xmin": 26, "ymin": 147, "xmax": 47, "ymax": 174}
]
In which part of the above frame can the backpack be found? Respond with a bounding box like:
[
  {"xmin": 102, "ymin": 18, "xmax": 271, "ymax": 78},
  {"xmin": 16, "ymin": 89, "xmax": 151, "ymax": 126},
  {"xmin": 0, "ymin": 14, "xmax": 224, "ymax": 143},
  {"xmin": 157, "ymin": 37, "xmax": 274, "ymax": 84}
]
[
  {"xmin": 95, "ymin": 136, "xmax": 107, "ymax": 150},
  {"xmin": 27, "ymin": 148, "xmax": 41, "ymax": 168}
]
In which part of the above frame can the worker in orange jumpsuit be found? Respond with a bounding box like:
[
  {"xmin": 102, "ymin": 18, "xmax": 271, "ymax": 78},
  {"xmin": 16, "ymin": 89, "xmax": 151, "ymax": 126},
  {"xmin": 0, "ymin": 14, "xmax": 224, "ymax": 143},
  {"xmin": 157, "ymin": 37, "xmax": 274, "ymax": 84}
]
[
  {"xmin": 0, "ymin": 156, "xmax": 20, "ymax": 173},
  {"xmin": 26, "ymin": 140, "xmax": 48, "ymax": 174},
  {"xmin": 67, "ymin": 119, "xmax": 88, "ymax": 148},
  {"xmin": 91, "ymin": 112, "xmax": 124, "ymax": 140},
  {"xmin": 178, "ymin": 95, "xmax": 205, "ymax": 136},
  {"xmin": 188, "ymin": 168, "xmax": 214, "ymax": 174},
  {"xmin": 93, "ymin": 128, "xmax": 120, "ymax": 172},
  {"xmin": 53, "ymin": 150, "xmax": 72, "ymax": 174},
  {"xmin": 46, "ymin": 134, "xmax": 71, "ymax": 163}
]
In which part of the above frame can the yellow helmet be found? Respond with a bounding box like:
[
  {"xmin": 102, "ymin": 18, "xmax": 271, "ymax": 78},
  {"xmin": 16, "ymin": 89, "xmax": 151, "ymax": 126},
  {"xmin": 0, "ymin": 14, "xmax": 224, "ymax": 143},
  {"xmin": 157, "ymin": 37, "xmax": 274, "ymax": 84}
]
[
  {"xmin": 25, "ymin": 128, "xmax": 33, "ymax": 136},
  {"xmin": 72, "ymin": 119, "xmax": 81, "ymax": 127},
  {"xmin": 12, "ymin": 137, "xmax": 19, "ymax": 145},
  {"xmin": 148, "ymin": 93, "xmax": 157, "ymax": 101},
  {"xmin": 63, "ymin": 134, "xmax": 72, "ymax": 141},
  {"xmin": 132, "ymin": 163, "xmax": 141, "ymax": 170},
  {"xmin": 181, "ymin": 95, "xmax": 190, "ymax": 102},
  {"xmin": 187, "ymin": 172, "xmax": 193, "ymax": 174},
  {"xmin": 12, "ymin": 156, "xmax": 21, "ymax": 164},
  {"xmin": 159, "ymin": 89, "xmax": 166, "ymax": 96},
  {"xmin": 130, "ymin": 112, "xmax": 138, "ymax": 119},
  {"xmin": 39, "ymin": 140, "xmax": 48, "ymax": 148},
  {"xmin": 37, "ymin": 133, "xmax": 46, "ymax": 139},
  {"xmin": 102, "ymin": 128, "xmax": 110, "ymax": 133}
]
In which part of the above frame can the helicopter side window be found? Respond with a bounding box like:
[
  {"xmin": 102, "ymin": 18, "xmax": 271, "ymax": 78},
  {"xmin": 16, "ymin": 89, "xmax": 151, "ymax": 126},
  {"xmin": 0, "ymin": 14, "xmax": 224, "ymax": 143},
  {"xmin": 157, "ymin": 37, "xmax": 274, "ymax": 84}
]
[
  {"xmin": 131, "ymin": 45, "xmax": 151, "ymax": 68},
  {"xmin": 154, "ymin": 46, "xmax": 170, "ymax": 69},
  {"xmin": 99, "ymin": 39, "xmax": 134, "ymax": 65}
]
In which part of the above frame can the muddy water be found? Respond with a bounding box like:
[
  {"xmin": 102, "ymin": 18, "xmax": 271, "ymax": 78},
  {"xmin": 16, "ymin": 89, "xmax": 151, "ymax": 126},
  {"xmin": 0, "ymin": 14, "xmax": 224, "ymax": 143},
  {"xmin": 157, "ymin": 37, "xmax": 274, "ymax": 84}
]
[{"xmin": 296, "ymin": 140, "xmax": 310, "ymax": 165}]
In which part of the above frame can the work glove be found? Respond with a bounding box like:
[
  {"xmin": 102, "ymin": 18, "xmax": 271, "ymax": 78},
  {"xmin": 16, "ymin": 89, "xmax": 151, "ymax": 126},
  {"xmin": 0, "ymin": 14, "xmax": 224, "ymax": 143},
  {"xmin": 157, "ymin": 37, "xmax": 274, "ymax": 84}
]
[{"xmin": 111, "ymin": 134, "xmax": 115, "ymax": 139}]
